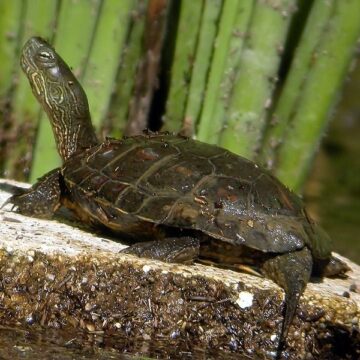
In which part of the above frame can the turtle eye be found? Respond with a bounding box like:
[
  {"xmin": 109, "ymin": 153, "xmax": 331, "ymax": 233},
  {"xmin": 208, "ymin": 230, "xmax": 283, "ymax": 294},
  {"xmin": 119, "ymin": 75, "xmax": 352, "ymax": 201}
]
[
  {"xmin": 35, "ymin": 50, "xmax": 56, "ymax": 68},
  {"xmin": 39, "ymin": 51, "xmax": 51, "ymax": 59}
]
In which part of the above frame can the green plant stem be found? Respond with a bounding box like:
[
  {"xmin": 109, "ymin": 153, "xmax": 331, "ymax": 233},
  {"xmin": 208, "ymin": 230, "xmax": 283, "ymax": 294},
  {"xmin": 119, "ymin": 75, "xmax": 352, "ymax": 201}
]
[
  {"xmin": 202, "ymin": 0, "xmax": 254, "ymax": 144},
  {"xmin": 163, "ymin": 0, "xmax": 204, "ymax": 133},
  {"xmin": 6, "ymin": 0, "xmax": 58, "ymax": 180},
  {"xmin": 0, "ymin": 0, "xmax": 23, "ymax": 176},
  {"xmin": 82, "ymin": 0, "xmax": 133, "ymax": 129},
  {"xmin": 197, "ymin": 0, "xmax": 240, "ymax": 143},
  {"xmin": 219, "ymin": 0, "xmax": 296, "ymax": 159},
  {"xmin": 0, "ymin": 0, "xmax": 22, "ymax": 101},
  {"xmin": 274, "ymin": 0, "xmax": 360, "ymax": 192},
  {"xmin": 260, "ymin": 0, "xmax": 335, "ymax": 169},
  {"xmin": 182, "ymin": 0, "xmax": 222, "ymax": 137},
  {"xmin": 107, "ymin": 1, "xmax": 148, "ymax": 138}
]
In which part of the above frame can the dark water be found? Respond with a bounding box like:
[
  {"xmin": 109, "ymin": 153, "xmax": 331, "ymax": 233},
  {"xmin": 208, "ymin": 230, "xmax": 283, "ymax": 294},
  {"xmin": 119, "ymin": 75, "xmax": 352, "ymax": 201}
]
[
  {"xmin": 0, "ymin": 325, "xmax": 255, "ymax": 360},
  {"xmin": 0, "ymin": 325, "xmax": 128, "ymax": 360}
]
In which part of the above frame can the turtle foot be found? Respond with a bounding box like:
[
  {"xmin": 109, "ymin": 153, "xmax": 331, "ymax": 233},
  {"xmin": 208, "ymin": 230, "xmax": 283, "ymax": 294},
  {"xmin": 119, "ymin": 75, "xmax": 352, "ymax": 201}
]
[
  {"xmin": 261, "ymin": 247, "xmax": 313, "ymax": 356},
  {"xmin": 5, "ymin": 168, "xmax": 62, "ymax": 219},
  {"xmin": 120, "ymin": 236, "xmax": 200, "ymax": 264}
]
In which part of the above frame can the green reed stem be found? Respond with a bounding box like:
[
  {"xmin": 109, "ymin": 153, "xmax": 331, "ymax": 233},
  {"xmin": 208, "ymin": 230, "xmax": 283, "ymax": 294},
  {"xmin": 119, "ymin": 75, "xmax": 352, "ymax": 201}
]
[
  {"xmin": 163, "ymin": 0, "xmax": 204, "ymax": 133},
  {"xmin": 219, "ymin": 0, "xmax": 296, "ymax": 159},
  {"xmin": 197, "ymin": 0, "xmax": 239, "ymax": 143},
  {"xmin": 274, "ymin": 0, "xmax": 360, "ymax": 191},
  {"xmin": 107, "ymin": 1, "xmax": 148, "ymax": 138},
  {"xmin": 6, "ymin": 0, "xmax": 58, "ymax": 180},
  {"xmin": 259, "ymin": 0, "xmax": 335, "ymax": 170}
]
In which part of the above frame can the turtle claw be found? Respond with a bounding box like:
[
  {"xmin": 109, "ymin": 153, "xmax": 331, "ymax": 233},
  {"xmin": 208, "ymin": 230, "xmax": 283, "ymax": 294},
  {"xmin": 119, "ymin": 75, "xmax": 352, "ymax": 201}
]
[
  {"xmin": 1, "ymin": 185, "xmax": 27, "ymax": 211},
  {"xmin": 1, "ymin": 197, "xmax": 12, "ymax": 210},
  {"xmin": 2, "ymin": 198, "xmax": 18, "ymax": 212},
  {"xmin": 5, "ymin": 192, "xmax": 42, "ymax": 217}
]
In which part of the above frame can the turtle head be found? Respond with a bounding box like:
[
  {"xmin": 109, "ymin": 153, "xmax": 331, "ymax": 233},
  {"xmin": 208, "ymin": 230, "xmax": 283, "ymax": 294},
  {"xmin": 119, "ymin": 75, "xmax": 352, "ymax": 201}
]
[
  {"xmin": 21, "ymin": 37, "xmax": 62, "ymax": 81},
  {"xmin": 21, "ymin": 37, "xmax": 98, "ymax": 161}
]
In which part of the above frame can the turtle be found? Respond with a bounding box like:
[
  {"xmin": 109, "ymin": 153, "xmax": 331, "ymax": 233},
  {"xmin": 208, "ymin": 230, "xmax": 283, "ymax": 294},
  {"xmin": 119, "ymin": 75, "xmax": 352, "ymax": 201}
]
[{"xmin": 5, "ymin": 37, "xmax": 348, "ymax": 355}]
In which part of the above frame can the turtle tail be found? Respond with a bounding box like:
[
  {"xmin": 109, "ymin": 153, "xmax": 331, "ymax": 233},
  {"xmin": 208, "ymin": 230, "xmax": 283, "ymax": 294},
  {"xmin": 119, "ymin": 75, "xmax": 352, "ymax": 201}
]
[{"xmin": 261, "ymin": 247, "xmax": 313, "ymax": 356}]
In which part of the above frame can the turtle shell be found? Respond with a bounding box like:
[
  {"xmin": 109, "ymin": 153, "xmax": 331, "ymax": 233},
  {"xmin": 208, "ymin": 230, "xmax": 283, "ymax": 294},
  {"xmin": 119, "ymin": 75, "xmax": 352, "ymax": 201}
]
[{"xmin": 62, "ymin": 133, "xmax": 323, "ymax": 255}]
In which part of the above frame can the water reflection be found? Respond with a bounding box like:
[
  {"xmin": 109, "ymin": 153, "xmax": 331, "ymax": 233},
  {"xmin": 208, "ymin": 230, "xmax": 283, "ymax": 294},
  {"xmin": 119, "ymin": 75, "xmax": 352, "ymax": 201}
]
[{"xmin": 0, "ymin": 325, "xmax": 257, "ymax": 360}]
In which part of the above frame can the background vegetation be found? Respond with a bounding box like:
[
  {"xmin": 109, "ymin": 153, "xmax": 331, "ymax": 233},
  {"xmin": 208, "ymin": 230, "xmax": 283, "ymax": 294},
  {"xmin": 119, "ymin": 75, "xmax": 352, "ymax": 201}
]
[{"xmin": 0, "ymin": 0, "xmax": 359, "ymax": 195}]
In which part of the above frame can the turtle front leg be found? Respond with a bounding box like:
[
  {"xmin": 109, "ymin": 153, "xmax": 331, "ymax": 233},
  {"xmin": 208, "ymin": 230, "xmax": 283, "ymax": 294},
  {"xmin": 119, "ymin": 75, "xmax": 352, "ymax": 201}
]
[
  {"xmin": 120, "ymin": 236, "xmax": 200, "ymax": 264},
  {"xmin": 4, "ymin": 168, "xmax": 62, "ymax": 219},
  {"xmin": 261, "ymin": 247, "xmax": 312, "ymax": 354}
]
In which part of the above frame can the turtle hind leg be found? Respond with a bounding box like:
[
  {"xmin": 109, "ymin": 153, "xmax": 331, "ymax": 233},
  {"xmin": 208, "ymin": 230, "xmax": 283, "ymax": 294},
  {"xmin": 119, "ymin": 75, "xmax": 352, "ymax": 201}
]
[
  {"xmin": 4, "ymin": 168, "xmax": 62, "ymax": 219},
  {"xmin": 261, "ymin": 247, "xmax": 313, "ymax": 355},
  {"xmin": 120, "ymin": 236, "xmax": 200, "ymax": 264}
]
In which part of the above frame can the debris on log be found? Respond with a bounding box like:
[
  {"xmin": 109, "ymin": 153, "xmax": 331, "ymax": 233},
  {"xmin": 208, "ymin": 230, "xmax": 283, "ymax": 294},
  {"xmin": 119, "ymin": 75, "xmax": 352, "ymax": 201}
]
[{"xmin": 0, "ymin": 179, "xmax": 359, "ymax": 359}]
